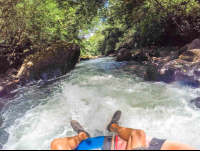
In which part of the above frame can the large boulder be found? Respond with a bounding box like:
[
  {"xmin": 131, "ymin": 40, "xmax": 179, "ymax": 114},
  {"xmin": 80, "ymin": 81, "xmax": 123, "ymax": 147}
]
[
  {"xmin": 116, "ymin": 48, "xmax": 132, "ymax": 61},
  {"xmin": 17, "ymin": 41, "xmax": 80, "ymax": 81},
  {"xmin": 145, "ymin": 59, "xmax": 200, "ymax": 85},
  {"xmin": 170, "ymin": 38, "xmax": 200, "ymax": 60},
  {"xmin": 145, "ymin": 39, "xmax": 200, "ymax": 86},
  {"xmin": 187, "ymin": 38, "xmax": 200, "ymax": 50},
  {"xmin": 179, "ymin": 49, "xmax": 200, "ymax": 63}
]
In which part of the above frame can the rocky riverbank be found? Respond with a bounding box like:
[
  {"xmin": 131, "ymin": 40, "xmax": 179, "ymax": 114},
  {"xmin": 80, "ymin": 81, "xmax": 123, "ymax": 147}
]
[
  {"xmin": 116, "ymin": 38, "xmax": 200, "ymax": 87},
  {"xmin": 0, "ymin": 41, "xmax": 80, "ymax": 98}
]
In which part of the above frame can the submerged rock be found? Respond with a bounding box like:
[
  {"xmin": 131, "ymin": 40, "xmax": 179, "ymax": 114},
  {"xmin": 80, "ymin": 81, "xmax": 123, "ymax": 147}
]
[
  {"xmin": 191, "ymin": 97, "xmax": 200, "ymax": 109},
  {"xmin": 17, "ymin": 42, "xmax": 80, "ymax": 81},
  {"xmin": 116, "ymin": 48, "xmax": 132, "ymax": 61}
]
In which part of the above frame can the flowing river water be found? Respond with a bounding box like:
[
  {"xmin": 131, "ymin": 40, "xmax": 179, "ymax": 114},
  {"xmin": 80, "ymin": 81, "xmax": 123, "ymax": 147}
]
[{"xmin": 0, "ymin": 57, "xmax": 200, "ymax": 150}]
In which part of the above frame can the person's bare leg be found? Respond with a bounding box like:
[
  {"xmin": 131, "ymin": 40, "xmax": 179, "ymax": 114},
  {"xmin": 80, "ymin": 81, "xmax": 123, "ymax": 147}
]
[
  {"xmin": 110, "ymin": 123, "xmax": 146, "ymax": 150},
  {"xmin": 51, "ymin": 132, "xmax": 88, "ymax": 150}
]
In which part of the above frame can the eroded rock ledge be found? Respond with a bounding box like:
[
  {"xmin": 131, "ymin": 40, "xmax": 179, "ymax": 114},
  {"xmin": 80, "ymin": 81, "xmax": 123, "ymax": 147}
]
[{"xmin": 0, "ymin": 41, "xmax": 80, "ymax": 97}]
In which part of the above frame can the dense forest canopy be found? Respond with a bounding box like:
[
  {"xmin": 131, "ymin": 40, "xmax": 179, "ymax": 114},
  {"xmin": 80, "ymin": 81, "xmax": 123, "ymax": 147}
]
[{"xmin": 0, "ymin": 0, "xmax": 200, "ymax": 57}]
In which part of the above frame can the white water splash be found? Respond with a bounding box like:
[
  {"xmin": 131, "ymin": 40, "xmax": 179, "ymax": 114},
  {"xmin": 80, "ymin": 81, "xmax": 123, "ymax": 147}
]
[{"xmin": 1, "ymin": 58, "xmax": 200, "ymax": 150}]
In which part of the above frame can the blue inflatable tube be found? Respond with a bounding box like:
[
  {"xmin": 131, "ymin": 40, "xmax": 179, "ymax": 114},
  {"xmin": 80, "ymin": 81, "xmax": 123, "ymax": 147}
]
[{"xmin": 76, "ymin": 136, "xmax": 105, "ymax": 150}]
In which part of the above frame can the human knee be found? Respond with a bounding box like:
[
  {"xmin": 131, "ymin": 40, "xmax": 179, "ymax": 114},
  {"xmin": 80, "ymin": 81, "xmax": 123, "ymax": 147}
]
[
  {"xmin": 130, "ymin": 130, "xmax": 146, "ymax": 138},
  {"xmin": 51, "ymin": 139, "xmax": 63, "ymax": 149}
]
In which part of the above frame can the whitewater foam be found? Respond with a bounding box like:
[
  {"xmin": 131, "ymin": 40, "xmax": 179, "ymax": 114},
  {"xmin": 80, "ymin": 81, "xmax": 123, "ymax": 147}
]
[{"xmin": 1, "ymin": 58, "xmax": 200, "ymax": 150}]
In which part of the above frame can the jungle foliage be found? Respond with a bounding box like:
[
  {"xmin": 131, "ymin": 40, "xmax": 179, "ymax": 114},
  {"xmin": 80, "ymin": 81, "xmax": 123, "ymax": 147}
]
[
  {"xmin": 0, "ymin": 0, "xmax": 200, "ymax": 57},
  {"xmin": 104, "ymin": 0, "xmax": 200, "ymax": 50},
  {"xmin": 0, "ymin": 0, "xmax": 105, "ymax": 56}
]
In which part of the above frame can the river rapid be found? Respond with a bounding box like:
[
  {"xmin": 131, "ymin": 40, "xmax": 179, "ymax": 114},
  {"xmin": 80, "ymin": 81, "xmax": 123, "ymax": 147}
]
[{"xmin": 0, "ymin": 58, "xmax": 200, "ymax": 150}]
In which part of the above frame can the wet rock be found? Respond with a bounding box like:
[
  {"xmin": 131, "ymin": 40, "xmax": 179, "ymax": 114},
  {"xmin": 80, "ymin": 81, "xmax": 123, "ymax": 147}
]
[
  {"xmin": 132, "ymin": 49, "xmax": 152, "ymax": 62},
  {"xmin": 0, "ymin": 80, "xmax": 19, "ymax": 98},
  {"xmin": 0, "ymin": 86, "xmax": 7, "ymax": 98},
  {"xmin": 116, "ymin": 48, "xmax": 132, "ymax": 61},
  {"xmin": 188, "ymin": 38, "xmax": 200, "ymax": 50},
  {"xmin": 179, "ymin": 49, "xmax": 200, "ymax": 62},
  {"xmin": 191, "ymin": 97, "xmax": 200, "ymax": 109},
  {"xmin": 132, "ymin": 51, "xmax": 140, "ymax": 60},
  {"xmin": 0, "ymin": 56, "xmax": 10, "ymax": 75},
  {"xmin": 144, "ymin": 39, "xmax": 200, "ymax": 86},
  {"xmin": 151, "ymin": 56, "xmax": 171, "ymax": 66},
  {"xmin": 17, "ymin": 42, "xmax": 80, "ymax": 81},
  {"xmin": 146, "ymin": 59, "xmax": 200, "ymax": 86},
  {"xmin": 170, "ymin": 38, "xmax": 200, "ymax": 60}
]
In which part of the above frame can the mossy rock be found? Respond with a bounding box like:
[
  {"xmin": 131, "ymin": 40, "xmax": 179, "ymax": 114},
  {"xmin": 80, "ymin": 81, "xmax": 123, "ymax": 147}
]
[{"xmin": 17, "ymin": 41, "xmax": 80, "ymax": 81}]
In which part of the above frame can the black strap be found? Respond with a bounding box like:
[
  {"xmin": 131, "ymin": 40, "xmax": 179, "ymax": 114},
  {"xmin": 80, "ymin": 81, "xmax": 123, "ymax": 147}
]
[
  {"xmin": 148, "ymin": 138, "xmax": 166, "ymax": 150},
  {"xmin": 103, "ymin": 136, "xmax": 112, "ymax": 150}
]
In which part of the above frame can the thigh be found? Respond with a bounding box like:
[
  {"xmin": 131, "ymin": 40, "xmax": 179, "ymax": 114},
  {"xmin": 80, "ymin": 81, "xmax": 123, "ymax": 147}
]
[{"xmin": 161, "ymin": 140, "xmax": 197, "ymax": 150}]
